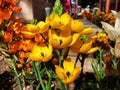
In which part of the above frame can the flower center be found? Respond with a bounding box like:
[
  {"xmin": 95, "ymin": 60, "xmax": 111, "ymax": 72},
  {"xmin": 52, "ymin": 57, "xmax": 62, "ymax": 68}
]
[
  {"xmin": 41, "ymin": 52, "xmax": 44, "ymax": 57},
  {"xmin": 66, "ymin": 71, "xmax": 70, "ymax": 77},
  {"xmin": 60, "ymin": 40, "xmax": 62, "ymax": 45}
]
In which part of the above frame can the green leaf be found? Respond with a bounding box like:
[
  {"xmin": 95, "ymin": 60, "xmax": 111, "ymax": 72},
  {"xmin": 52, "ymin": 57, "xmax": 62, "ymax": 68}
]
[
  {"xmin": 80, "ymin": 35, "xmax": 88, "ymax": 42},
  {"xmin": 52, "ymin": 0, "xmax": 63, "ymax": 16},
  {"xmin": 30, "ymin": 19, "xmax": 37, "ymax": 25}
]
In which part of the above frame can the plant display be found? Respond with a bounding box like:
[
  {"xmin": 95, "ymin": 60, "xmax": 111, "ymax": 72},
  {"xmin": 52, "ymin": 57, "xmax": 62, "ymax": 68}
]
[
  {"xmin": 83, "ymin": 10, "xmax": 116, "ymax": 28},
  {"xmin": 0, "ymin": 0, "xmax": 120, "ymax": 90}
]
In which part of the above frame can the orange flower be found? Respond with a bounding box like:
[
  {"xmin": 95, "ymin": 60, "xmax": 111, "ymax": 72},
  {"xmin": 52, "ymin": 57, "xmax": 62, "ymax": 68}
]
[
  {"xmin": 6, "ymin": 0, "xmax": 18, "ymax": 4},
  {"xmin": 19, "ymin": 40, "xmax": 33, "ymax": 51},
  {"xmin": 0, "ymin": 0, "xmax": 2, "ymax": 6},
  {"xmin": 17, "ymin": 63, "xmax": 23, "ymax": 69},
  {"xmin": 9, "ymin": 4, "xmax": 22, "ymax": 13},
  {"xmin": 7, "ymin": 41, "xmax": 20, "ymax": 54},
  {"xmin": 19, "ymin": 51, "xmax": 26, "ymax": 59},
  {"xmin": 20, "ymin": 59, "xmax": 25, "ymax": 64},
  {"xmin": 3, "ymin": 31, "xmax": 13, "ymax": 42},
  {"xmin": 35, "ymin": 34, "xmax": 44, "ymax": 43},
  {"xmin": 0, "ymin": 8, "xmax": 11, "ymax": 24}
]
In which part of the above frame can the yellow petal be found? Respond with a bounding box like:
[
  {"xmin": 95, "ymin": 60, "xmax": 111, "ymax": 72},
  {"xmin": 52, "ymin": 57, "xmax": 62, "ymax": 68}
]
[
  {"xmin": 49, "ymin": 30, "xmax": 72, "ymax": 48},
  {"xmin": 48, "ymin": 13, "xmax": 61, "ymax": 29},
  {"xmin": 71, "ymin": 19, "xmax": 84, "ymax": 32},
  {"xmin": 26, "ymin": 24, "xmax": 40, "ymax": 33},
  {"xmin": 37, "ymin": 21, "xmax": 49, "ymax": 33},
  {"xmin": 69, "ymin": 67, "xmax": 82, "ymax": 83},
  {"xmin": 69, "ymin": 33, "xmax": 80, "ymax": 46},
  {"xmin": 70, "ymin": 38, "xmax": 83, "ymax": 53},
  {"xmin": 79, "ymin": 39, "xmax": 92, "ymax": 53},
  {"xmin": 55, "ymin": 65, "xmax": 67, "ymax": 80},
  {"xmin": 63, "ymin": 58, "xmax": 74, "ymax": 73},
  {"xmin": 60, "ymin": 13, "xmax": 71, "ymax": 30},
  {"xmin": 79, "ymin": 27, "xmax": 94, "ymax": 35},
  {"xmin": 86, "ymin": 47, "xmax": 99, "ymax": 54},
  {"xmin": 27, "ymin": 44, "xmax": 53, "ymax": 62}
]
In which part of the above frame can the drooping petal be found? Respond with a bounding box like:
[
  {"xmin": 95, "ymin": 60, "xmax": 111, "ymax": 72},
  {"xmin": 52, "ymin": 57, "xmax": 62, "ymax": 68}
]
[
  {"xmin": 70, "ymin": 38, "xmax": 83, "ymax": 53},
  {"xmin": 69, "ymin": 33, "xmax": 80, "ymax": 46},
  {"xmin": 79, "ymin": 27, "xmax": 94, "ymax": 35},
  {"xmin": 79, "ymin": 39, "xmax": 92, "ymax": 53},
  {"xmin": 86, "ymin": 47, "xmax": 99, "ymax": 54}
]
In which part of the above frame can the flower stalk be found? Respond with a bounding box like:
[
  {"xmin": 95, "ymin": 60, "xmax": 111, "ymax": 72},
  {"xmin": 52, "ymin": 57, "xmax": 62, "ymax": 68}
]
[
  {"xmin": 32, "ymin": 61, "xmax": 46, "ymax": 90},
  {"xmin": 12, "ymin": 56, "xmax": 23, "ymax": 90}
]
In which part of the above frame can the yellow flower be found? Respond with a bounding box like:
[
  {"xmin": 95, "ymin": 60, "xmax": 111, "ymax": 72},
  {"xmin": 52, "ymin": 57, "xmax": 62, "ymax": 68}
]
[
  {"xmin": 46, "ymin": 13, "xmax": 71, "ymax": 30},
  {"xmin": 91, "ymin": 32, "xmax": 109, "ymax": 44},
  {"xmin": 27, "ymin": 44, "xmax": 53, "ymax": 62},
  {"xmin": 71, "ymin": 38, "xmax": 99, "ymax": 54},
  {"xmin": 55, "ymin": 58, "xmax": 82, "ymax": 84},
  {"xmin": 49, "ymin": 29, "xmax": 72, "ymax": 48},
  {"xmin": 21, "ymin": 21, "xmax": 49, "ymax": 35},
  {"xmin": 71, "ymin": 19, "xmax": 84, "ymax": 33}
]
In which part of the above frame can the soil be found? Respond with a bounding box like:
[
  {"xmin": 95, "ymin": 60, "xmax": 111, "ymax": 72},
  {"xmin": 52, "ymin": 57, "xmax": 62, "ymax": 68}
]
[{"xmin": 0, "ymin": 53, "xmax": 17, "ymax": 90}]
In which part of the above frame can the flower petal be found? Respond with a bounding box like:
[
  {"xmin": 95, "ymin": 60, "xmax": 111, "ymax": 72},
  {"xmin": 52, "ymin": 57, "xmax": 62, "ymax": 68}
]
[
  {"xmin": 63, "ymin": 58, "xmax": 74, "ymax": 73},
  {"xmin": 79, "ymin": 39, "xmax": 92, "ymax": 53},
  {"xmin": 55, "ymin": 65, "xmax": 67, "ymax": 80},
  {"xmin": 86, "ymin": 47, "xmax": 99, "ymax": 54},
  {"xmin": 79, "ymin": 27, "xmax": 94, "ymax": 35}
]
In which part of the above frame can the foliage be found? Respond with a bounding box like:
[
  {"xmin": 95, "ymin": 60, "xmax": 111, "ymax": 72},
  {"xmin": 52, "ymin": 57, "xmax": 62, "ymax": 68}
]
[{"xmin": 51, "ymin": 0, "xmax": 63, "ymax": 16}]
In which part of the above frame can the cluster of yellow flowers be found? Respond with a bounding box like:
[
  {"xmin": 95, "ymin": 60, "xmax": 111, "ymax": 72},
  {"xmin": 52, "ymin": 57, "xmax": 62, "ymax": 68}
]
[
  {"xmin": 22, "ymin": 13, "xmax": 100, "ymax": 84},
  {"xmin": 86, "ymin": 11, "xmax": 116, "ymax": 27}
]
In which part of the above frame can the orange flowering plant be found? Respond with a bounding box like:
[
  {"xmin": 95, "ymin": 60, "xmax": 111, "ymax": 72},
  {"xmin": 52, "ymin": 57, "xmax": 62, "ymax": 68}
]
[{"xmin": 1, "ymin": 0, "xmax": 120, "ymax": 90}]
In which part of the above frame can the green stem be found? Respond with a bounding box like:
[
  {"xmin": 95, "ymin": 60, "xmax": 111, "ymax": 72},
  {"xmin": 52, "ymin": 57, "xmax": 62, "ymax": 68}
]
[
  {"xmin": 44, "ymin": 63, "xmax": 52, "ymax": 90},
  {"xmin": 32, "ymin": 61, "xmax": 39, "ymax": 80},
  {"xmin": 74, "ymin": 53, "xmax": 80, "ymax": 67},
  {"xmin": 57, "ymin": 49, "xmax": 63, "ymax": 66},
  {"xmin": 46, "ymin": 71, "xmax": 52, "ymax": 90},
  {"xmin": 12, "ymin": 58, "xmax": 23, "ymax": 90},
  {"xmin": 33, "ymin": 62, "xmax": 46, "ymax": 90},
  {"xmin": 66, "ymin": 84, "xmax": 69, "ymax": 90}
]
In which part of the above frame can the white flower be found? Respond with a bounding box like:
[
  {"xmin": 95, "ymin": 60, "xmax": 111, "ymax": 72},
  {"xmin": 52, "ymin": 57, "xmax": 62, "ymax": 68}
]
[
  {"xmin": 101, "ymin": 10, "xmax": 120, "ymax": 58},
  {"xmin": 101, "ymin": 10, "xmax": 120, "ymax": 41}
]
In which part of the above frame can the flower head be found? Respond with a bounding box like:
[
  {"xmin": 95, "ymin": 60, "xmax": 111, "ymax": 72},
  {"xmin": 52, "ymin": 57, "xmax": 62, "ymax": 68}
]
[
  {"xmin": 55, "ymin": 58, "xmax": 82, "ymax": 84},
  {"xmin": 101, "ymin": 10, "xmax": 120, "ymax": 58},
  {"xmin": 71, "ymin": 38, "xmax": 99, "ymax": 54},
  {"xmin": 46, "ymin": 13, "xmax": 71, "ymax": 30},
  {"xmin": 101, "ymin": 10, "xmax": 120, "ymax": 40},
  {"xmin": 27, "ymin": 44, "xmax": 53, "ymax": 62}
]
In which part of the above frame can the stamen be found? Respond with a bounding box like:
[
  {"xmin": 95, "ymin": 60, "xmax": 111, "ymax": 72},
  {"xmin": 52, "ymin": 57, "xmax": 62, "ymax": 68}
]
[
  {"xmin": 41, "ymin": 53, "xmax": 44, "ymax": 57},
  {"xmin": 66, "ymin": 72, "xmax": 70, "ymax": 77},
  {"xmin": 60, "ymin": 40, "xmax": 62, "ymax": 45}
]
